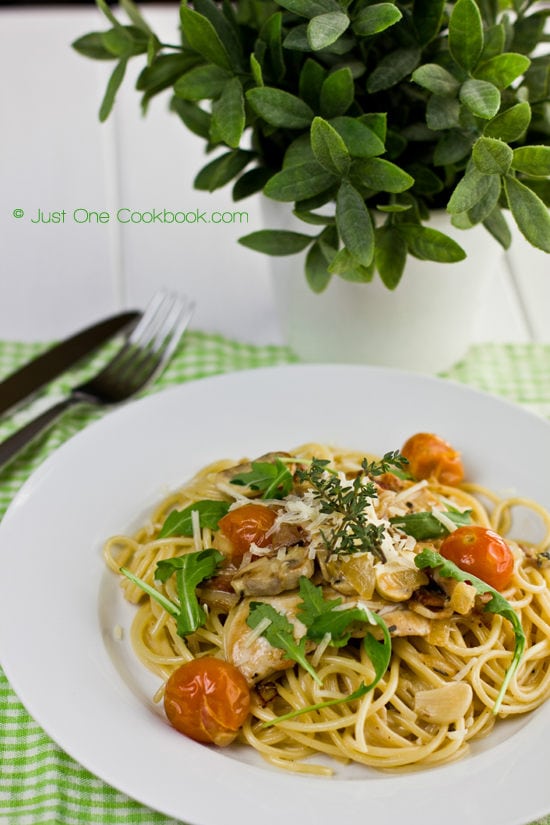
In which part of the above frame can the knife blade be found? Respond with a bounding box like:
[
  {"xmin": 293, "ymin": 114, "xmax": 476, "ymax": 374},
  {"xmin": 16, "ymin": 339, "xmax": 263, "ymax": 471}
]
[{"xmin": 0, "ymin": 310, "xmax": 141, "ymax": 418}]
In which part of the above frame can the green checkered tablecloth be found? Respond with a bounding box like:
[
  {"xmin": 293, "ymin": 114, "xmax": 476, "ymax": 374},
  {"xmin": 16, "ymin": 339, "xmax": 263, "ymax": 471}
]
[{"xmin": 1, "ymin": 332, "xmax": 550, "ymax": 825}]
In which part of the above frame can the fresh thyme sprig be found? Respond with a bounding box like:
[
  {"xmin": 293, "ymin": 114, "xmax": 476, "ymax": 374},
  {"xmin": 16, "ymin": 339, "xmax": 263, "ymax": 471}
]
[{"xmin": 296, "ymin": 453, "xmax": 408, "ymax": 561}]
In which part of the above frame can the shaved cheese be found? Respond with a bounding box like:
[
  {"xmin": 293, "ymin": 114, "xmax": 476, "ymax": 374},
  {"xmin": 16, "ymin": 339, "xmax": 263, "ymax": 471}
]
[
  {"xmin": 191, "ymin": 509, "xmax": 203, "ymax": 552},
  {"xmin": 431, "ymin": 507, "xmax": 459, "ymax": 533},
  {"xmin": 311, "ymin": 632, "xmax": 332, "ymax": 666},
  {"xmin": 244, "ymin": 617, "xmax": 272, "ymax": 647},
  {"xmin": 394, "ymin": 479, "xmax": 428, "ymax": 502}
]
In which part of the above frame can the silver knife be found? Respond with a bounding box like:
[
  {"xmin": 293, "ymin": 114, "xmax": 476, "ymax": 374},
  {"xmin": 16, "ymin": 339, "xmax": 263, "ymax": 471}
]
[{"xmin": 0, "ymin": 310, "xmax": 141, "ymax": 419}]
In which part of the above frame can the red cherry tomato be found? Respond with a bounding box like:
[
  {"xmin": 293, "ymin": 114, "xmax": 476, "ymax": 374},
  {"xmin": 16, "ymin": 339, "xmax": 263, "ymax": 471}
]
[
  {"xmin": 218, "ymin": 503, "xmax": 277, "ymax": 563},
  {"xmin": 164, "ymin": 658, "xmax": 251, "ymax": 747},
  {"xmin": 439, "ymin": 526, "xmax": 514, "ymax": 591},
  {"xmin": 401, "ymin": 432, "xmax": 464, "ymax": 486}
]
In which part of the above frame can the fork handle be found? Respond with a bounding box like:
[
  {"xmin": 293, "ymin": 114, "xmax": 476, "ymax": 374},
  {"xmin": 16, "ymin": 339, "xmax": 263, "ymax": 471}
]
[{"xmin": 0, "ymin": 396, "xmax": 81, "ymax": 473}]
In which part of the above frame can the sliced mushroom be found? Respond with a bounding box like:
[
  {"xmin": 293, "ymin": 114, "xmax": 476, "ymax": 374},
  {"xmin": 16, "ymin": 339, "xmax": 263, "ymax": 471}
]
[
  {"xmin": 224, "ymin": 593, "xmax": 307, "ymax": 684},
  {"xmin": 414, "ymin": 682, "xmax": 473, "ymax": 724},
  {"xmin": 380, "ymin": 608, "xmax": 431, "ymax": 637},
  {"xmin": 231, "ymin": 545, "xmax": 313, "ymax": 597},
  {"xmin": 375, "ymin": 561, "xmax": 428, "ymax": 602},
  {"xmin": 319, "ymin": 553, "xmax": 376, "ymax": 598}
]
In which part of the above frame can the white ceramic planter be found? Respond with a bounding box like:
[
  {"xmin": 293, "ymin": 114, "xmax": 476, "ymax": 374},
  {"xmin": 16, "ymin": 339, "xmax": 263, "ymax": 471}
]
[{"xmin": 262, "ymin": 200, "xmax": 506, "ymax": 373}]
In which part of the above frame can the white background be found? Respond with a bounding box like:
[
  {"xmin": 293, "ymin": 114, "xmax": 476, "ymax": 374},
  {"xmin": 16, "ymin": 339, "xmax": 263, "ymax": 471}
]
[{"xmin": 0, "ymin": 4, "xmax": 548, "ymax": 346}]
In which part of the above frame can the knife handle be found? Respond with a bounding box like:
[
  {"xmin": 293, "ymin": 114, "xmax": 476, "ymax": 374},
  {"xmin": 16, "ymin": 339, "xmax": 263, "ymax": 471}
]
[{"xmin": 0, "ymin": 397, "xmax": 80, "ymax": 473}]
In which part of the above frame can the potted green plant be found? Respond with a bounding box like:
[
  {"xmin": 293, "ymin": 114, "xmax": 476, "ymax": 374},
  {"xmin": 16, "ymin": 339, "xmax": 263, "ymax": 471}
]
[{"xmin": 74, "ymin": 0, "xmax": 550, "ymax": 370}]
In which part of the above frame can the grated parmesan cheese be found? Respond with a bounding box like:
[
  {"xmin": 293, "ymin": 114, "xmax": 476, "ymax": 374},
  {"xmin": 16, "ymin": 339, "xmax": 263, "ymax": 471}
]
[
  {"xmin": 431, "ymin": 507, "xmax": 459, "ymax": 533},
  {"xmin": 244, "ymin": 617, "xmax": 272, "ymax": 647},
  {"xmin": 191, "ymin": 509, "xmax": 203, "ymax": 552}
]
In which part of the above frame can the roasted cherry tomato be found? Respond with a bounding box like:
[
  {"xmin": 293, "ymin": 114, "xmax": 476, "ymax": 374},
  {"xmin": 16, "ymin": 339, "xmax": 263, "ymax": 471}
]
[
  {"xmin": 218, "ymin": 503, "xmax": 277, "ymax": 563},
  {"xmin": 440, "ymin": 525, "xmax": 514, "ymax": 591},
  {"xmin": 401, "ymin": 432, "xmax": 464, "ymax": 486},
  {"xmin": 164, "ymin": 658, "xmax": 251, "ymax": 746}
]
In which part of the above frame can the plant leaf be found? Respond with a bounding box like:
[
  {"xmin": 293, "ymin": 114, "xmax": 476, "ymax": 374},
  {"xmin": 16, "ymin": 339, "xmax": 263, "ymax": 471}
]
[
  {"xmin": 375, "ymin": 226, "xmax": 407, "ymax": 289},
  {"xmin": 483, "ymin": 207, "xmax": 512, "ymax": 249},
  {"xmin": 319, "ymin": 67, "xmax": 355, "ymax": 118},
  {"xmin": 366, "ymin": 47, "xmax": 421, "ymax": 93},
  {"xmin": 305, "ymin": 241, "xmax": 332, "ymax": 292},
  {"xmin": 447, "ymin": 166, "xmax": 493, "ymax": 213},
  {"xmin": 412, "ymin": 63, "xmax": 460, "ymax": 96},
  {"xmin": 246, "ymin": 87, "xmax": 314, "ymax": 129},
  {"xmin": 247, "ymin": 602, "xmax": 322, "ymax": 685},
  {"xmin": 483, "ymin": 101, "xmax": 532, "ymax": 142},
  {"xmin": 72, "ymin": 32, "xmax": 117, "ymax": 60},
  {"xmin": 504, "ymin": 176, "xmax": 550, "ymax": 253},
  {"xmin": 474, "ymin": 53, "xmax": 531, "ymax": 88},
  {"xmin": 449, "ymin": 0, "xmax": 483, "ymax": 72},
  {"xmin": 180, "ymin": 5, "xmax": 232, "ymax": 71},
  {"xmin": 472, "ymin": 137, "xmax": 513, "ymax": 175},
  {"xmin": 330, "ymin": 117, "xmax": 385, "ymax": 158},
  {"xmin": 352, "ymin": 158, "xmax": 414, "ymax": 193},
  {"xmin": 170, "ymin": 97, "xmax": 211, "ymax": 139},
  {"xmin": 264, "ymin": 161, "xmax": 337, "ymax": 202},
  {"xmin": 390, "ymin": 509, "xmax": 472, "ymax": 540},
  {"xmin": 413, "ymin": 0, "xmax": 445, "ymax": 45},
  {"xmin": 398, "ymin": 224, "xmax": 467, "ymax": 262},
  {"xmin": 210, "ymin": 77, "xmax": 245, "ymax": 148},
  {"xmin": 307, "ymin": 11, "xmax": 350, "ymax": 50},
  {"xmin": 230, "ymin": 458, "xmax": 293, "ymax": 499},
  {"xmin": 158, "ymin": 500, "xmax": 231, "ymax": 538},
  {"xmin": 276, "ymin": 0, "xmax": 340, "ymax": 18},
  {"xmin": 194, "ymin": 149, "xmax": 253, "ymax": 191},
  {"xmin": 310, "ymin": 117, "xmax": 351, "ymax": 176},
  {"xmin": 99, "ymin": 58, "xmax": 128, "ymax": 122},
  {"xmin": 174, "ymin": 64, "xmax": 231, "ymax": 101},
  {"xmin": 512, "ymin": 145, "xmax": 550, "ymax": 178},
  {"xmin": 299, "ymin": 58, "xmax": 327, "ymax": 110},
  {"xmin": 232, "ymin": 166, "xmax": 273, "ymax": 201},
  {"xmin": 352, "ymin": 3, "xmax": 402, "ymax": 36},
  {"xmin": 460, "ymin": 79, "xmax": 501, "ymax": 119},
  {"xmin": 426, "ymin": 96, "xmax": 461, "ymax": 130},
  {"xmin": 336, "ymin": 180, "xmax": 374, "ymax": 267},
  {"xmin": 239, "ymin": 229, "xmax": 314, "ymax": 255}
]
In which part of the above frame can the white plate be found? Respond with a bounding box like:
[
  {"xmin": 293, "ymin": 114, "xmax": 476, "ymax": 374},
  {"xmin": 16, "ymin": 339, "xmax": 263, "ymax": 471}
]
[{"xmin": 1, "ymin": 364, "xmax": 550, "ymax": 825}]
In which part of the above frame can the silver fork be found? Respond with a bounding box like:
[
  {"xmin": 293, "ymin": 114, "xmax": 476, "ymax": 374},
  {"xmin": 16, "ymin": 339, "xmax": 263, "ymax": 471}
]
[{"xmin": 0, "ymin": 291, "xmax": 194, "ymax": 473}]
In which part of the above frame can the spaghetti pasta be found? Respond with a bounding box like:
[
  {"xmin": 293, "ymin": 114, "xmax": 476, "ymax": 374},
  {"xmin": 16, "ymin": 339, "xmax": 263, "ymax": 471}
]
[{"xmin": 104, "ymin": 439, "xmax": 550, "ymax": 774}]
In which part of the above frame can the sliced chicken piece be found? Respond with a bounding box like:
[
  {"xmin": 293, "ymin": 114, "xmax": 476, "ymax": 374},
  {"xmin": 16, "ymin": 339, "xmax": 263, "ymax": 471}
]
[
  {"xmin": 224, "ymin": 593, "xmax": 307, "ymax": 684},
  {"xmin": 379, "ymin": 608, "xmax": 431, "ymax": 637},
  {"xmin": 231, "ymin": 545, "xmax": 313, "ymax": 597}
]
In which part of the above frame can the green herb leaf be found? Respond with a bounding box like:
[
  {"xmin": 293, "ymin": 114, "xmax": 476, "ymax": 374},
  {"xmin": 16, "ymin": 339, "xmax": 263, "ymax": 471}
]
[
  {"xmin": 247, "ymin": 601, "xmax": 322, "ymax": 684},
  {"xmin": 99, "ymin": 58, "xmax": 128, "ymax": 122},
  {"xmin": 311, "ymin": 117, "xmax": 351, "ymax": 176},
  {"xmin": 319, "ymin": 67, "xmax": 355, "ymax": 118},
  {"xmin": 72, "ymin": 32, "xmax": 117, "ymax": 61},
  {"xmin": 504, "ymin": 176, "xmax": 550, "ymax": 253},
  {"xmin": 194, "ymin": 149, "xmax": 253, "ymax": 191},
  {"xmin": 352, "ymin": 3, "xmax": 402, "ymax": 37},
  {"xmin": 375, "ymin": 226, "xmax": 407, "ymax": 290},
  {"xmin": 232, "ymin": 167, "xmax": 273, "ymax": 201},
  {"xmin": 413, "ymin": 0, "xmax": 445, "ymax": 45},
  {"xmin": 484, "ymin": 102, "xmax": 531, "ymax": 142},
  {"xmin": 449, "ymin": 0, "xmax": 483, "ymax": 73},
  {"xmin": 264, "ymin": 161, "xmax": 337, "ymax": 202},
  {"xmin": 474, "ymin": 53, "xmax": 531, "ymax": 89},
  {"xmin": 472, "ymin": 137, "xmax": 513, "ymax": 176},
  {"xmin": 447, "ymin": 166, "xmax": 494, "ymax": 214},
  {"xmin": 277, "ymin": 0, "xmax": 340, "ymax": 19},
  {"xmin": 210, "ymin": 77, "xmax": 245, "ymax": 148},
  {"xmin": 155, "ymin": 548, "xmax": 224, "ymax": 636},
  {"xmin": 246, "ymin": 87, "xmax": 314, "ymax": 129},
  {"xmin": 170, "ymin": 98, "xmax": 211, "ymax": 140},
  {"xmin": 412, "ymin": 64, "xmax": 460, "ymax": 97},
  {"xmin": 512, "ymin": 145, "xmax": 550, "ymax": 178},
  {"xmin": 459, "ymin": 79, "xmax": 501, "ymax": 120},
  {"xmin": 483, "ymin": 207, "xmax": 512, "ymax": 250},
  {"xmin": 352, "ymin": 158, "xmax": 414, "ymax": 194},
  {"xmin": 158, "ymin": 500, "xmax": 231, "ymax": 538},
  {"xmin": 336, "ymin": 180, "xmax": 374, "ymax": 268},
  {"xmin": 305, "ymin": 241, "xmax": 332, "ymax": 293},
  {"xmin": 426, "ymin": 96, "xmax": 461, "ymax": 130},
  {"xmin": 414, "ymin": 548, "xmax": 526, "ymax": 714},
  {"xmin": 390, "ymin": 509, "xmax": 472, "ymax": 540},
  {"xmin": 397, "ymin": 224, "xmax": 466, "ymax": 262},
  {"xmin": 174, "ymin": 65, "xmax": 231, "ymax": 101},
  {"xmin": 180, "ymin": 5, "xmax": 232, "ymax": 71},
  {"xmin": 330, "ymin": 117, "xmax": 385, "ymax": 158},
  {"xmin": 230, "ymin": 458, "xmax": 294, "ymax": 499},
  {"xmin": 307, "ymin": 11, "xmax": 350, "ymax": 51},
  {"xmin": 239, "ymin": 229, "xmax": 314, "ymax": 255},
  {"xmin": 366, "ymin": 47, "xmax": 421, "ymax": 94}
]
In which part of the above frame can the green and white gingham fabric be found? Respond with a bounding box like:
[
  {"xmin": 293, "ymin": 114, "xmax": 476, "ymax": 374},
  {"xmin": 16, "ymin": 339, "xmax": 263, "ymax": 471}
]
[{"xmin": 1, "ymin": 332, "xmax": 550, "ymax": 825}]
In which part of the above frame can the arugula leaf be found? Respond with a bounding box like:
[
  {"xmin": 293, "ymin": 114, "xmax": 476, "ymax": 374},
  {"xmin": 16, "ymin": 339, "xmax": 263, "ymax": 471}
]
[
  {"xmin": 158, "ymin": 500, "xmax": 231, "ymax": 538},
  {"xmin": 230, "ymin": 458, "xmax": 293, "ymax": 499},
  {"xmin": 414, "ymin": 548, "xmax": 526, "ymax": 714},
  {"xmin": 247, "ymin": 601, "xmax": 322, "ymax": 684},
  {"xmin": 120, "ymin": 547, "xmax": 223, "ymax": 637},
  {"xmin": 262, "ymin": 582, "xmax": 392, "ymax": 727},
  {"xmin": 389, "ymin": 509, "xmax": 472, "ymax": 540}
]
